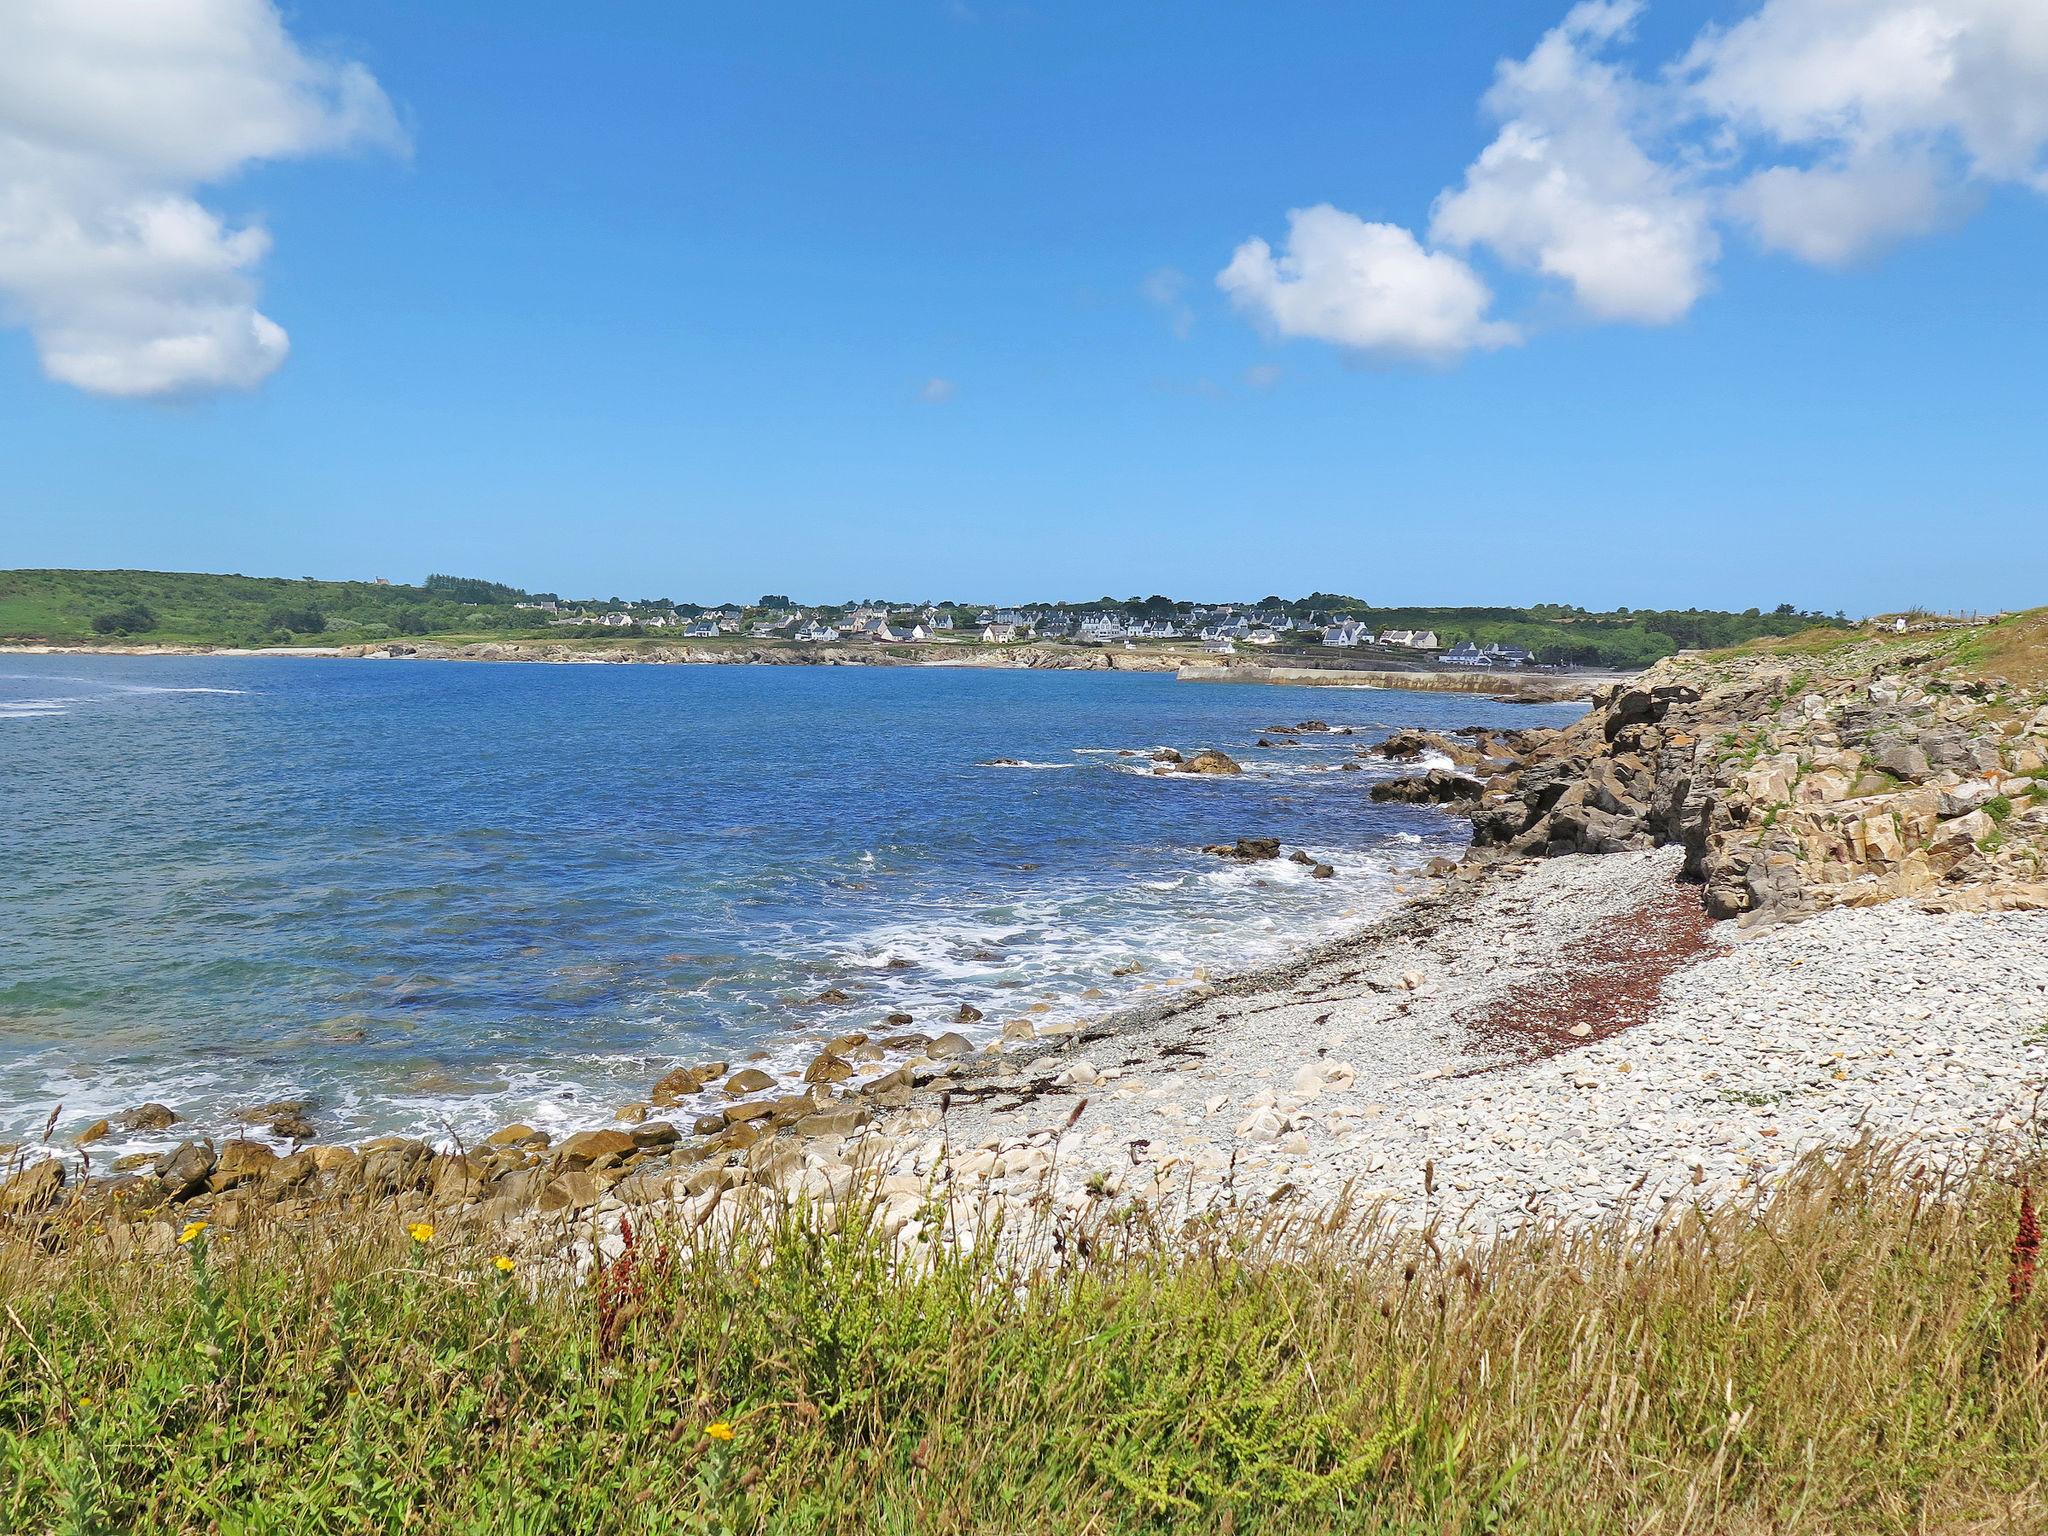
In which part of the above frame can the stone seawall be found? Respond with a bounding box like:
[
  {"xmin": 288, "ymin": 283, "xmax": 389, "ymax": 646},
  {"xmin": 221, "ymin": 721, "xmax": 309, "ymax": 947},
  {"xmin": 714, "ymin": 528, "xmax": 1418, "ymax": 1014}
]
[{"xmin": 1177, "ymin": 662, "xmax": 1603, "ymax": 702}]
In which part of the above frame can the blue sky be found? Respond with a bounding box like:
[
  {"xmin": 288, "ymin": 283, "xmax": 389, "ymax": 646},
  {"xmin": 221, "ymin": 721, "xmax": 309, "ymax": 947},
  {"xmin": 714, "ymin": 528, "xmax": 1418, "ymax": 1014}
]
[{"xmin": 2, "ymin": 1, "xmax": 2042, "ymax": 614}]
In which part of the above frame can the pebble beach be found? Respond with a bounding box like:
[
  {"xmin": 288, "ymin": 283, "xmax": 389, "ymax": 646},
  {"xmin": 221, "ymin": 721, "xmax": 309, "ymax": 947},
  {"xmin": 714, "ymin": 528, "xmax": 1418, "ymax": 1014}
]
[{"xmin": 715, "ymin": 846, "xmax": 2048, "ymax": 1259}]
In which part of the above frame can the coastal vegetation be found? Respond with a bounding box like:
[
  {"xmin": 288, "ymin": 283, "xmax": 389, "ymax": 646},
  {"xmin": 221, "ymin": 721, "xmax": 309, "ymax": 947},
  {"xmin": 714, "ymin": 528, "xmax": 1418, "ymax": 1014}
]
[
  {"xmin": 0, "ymin": 567, "xmax": 1844, "ymax": 667},
  {"xmin": 0, "ymin": 1144, "xmax": 2042, "ymax": 1533}
]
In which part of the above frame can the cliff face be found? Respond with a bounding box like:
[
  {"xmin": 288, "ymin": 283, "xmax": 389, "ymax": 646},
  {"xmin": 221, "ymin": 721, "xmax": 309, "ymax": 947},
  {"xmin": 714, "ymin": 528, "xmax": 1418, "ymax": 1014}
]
[{"xmin": 1463, "ymin": 619, "xmax": 2048, "ymax": 924}]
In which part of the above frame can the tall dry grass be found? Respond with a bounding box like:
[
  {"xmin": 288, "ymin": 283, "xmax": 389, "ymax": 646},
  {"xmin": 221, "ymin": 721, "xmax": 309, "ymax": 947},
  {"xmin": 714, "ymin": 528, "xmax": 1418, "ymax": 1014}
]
[{"xmin": 0, "ymin": 1141, "xmax": 2042, "ymax": 1533}]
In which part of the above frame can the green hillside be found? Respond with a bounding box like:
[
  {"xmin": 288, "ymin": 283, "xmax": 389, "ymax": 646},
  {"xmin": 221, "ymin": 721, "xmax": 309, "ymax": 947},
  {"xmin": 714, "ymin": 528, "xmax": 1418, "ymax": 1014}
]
[
  {"xmin": 0, "ymin": 569, "xmax": 555, "ymax": 648},
  {"xmin": 0, "ymin": 568, "xmax": 1847, "ymax": 664}
]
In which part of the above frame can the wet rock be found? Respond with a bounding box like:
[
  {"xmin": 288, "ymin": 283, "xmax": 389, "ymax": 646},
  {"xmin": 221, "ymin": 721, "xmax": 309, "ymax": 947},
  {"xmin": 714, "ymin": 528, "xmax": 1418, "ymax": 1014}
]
[
  {"xmin": 1179, "ymin": 749, "xmax": 1242, "ymax": 776},
  {"xmin": 118, "ymin": 1103, "xmax": 178, "ymax": 1133},
  {"xmin": 723, "ymin": 1067, "xmax": 777, "ymax": 1097},
  {"xmin": 651, "ymin": 1062, "xmax": 727, "ymax": 1105},
  {"xmin": 1311, "ymin": 863, "xmax": 1336, "ymax": 879},
  {"xmin": 826, "ymin": 1032, "xmax": 870, "ymax": 1054},
  {"xmin": 73, "ymin": 1119, "xmax": 110, "ymax": 1148},
  {"xmin": 954, "ymin": 1004, "xmax": 984, "ymax": 1023},
  {"xmin": 808, "ymin": 988, "xmax": 852, "ymax": 1005},
  {"xmin": 926, "ymin": 1032, "xmax": 972, "ymax": 1060},
  {"xmin": 1151, "ymin": 748, "xmax": 1183, "ymax": 764},
  {"xmin": 804, "ymin": 1052, "xmax": 854, "ymax": 1085},
  {"xmin": 1370, "ymin": 769, "xmax": 1485, "ymax": 805},
  {"xmin": 1203, "ymin": 837, "xmax": 1281, "ymax": 862},
  {"xmin": 630, "ymin": 1121, "xmax": 679, "ymax": 1149},
  {"xmin": 878, "ymin": 1032, "xmax": 930, "ymax": 1051},
  {"xmin": 1376, "ymin": 729, "xmax": 1431, "ymax": 758},
  {"xmin": 884, "ymin": 1011, "xmax": 914, "ymax": 1025}
]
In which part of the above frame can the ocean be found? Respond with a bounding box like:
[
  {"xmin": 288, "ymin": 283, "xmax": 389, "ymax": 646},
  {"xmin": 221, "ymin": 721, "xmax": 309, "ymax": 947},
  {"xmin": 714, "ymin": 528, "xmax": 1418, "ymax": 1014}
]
[{"xmin": 0, "ymin": 655, "xmax": 1583, "ymax": 1156}]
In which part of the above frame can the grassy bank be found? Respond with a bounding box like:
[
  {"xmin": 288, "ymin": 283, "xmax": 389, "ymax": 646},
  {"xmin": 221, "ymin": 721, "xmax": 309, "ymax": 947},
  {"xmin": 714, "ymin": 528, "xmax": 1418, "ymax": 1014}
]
[{"xmin": 2, "ymin": 1144, "xmax": 2043, "ymax": 1533}]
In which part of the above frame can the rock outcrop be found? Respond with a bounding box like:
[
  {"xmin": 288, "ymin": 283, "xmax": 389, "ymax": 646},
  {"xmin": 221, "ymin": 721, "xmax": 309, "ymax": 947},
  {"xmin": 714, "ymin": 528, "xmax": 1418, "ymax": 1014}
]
[{"xmin": 1463, "ymin": 626, "xmax": 2048, "ymax": 924}]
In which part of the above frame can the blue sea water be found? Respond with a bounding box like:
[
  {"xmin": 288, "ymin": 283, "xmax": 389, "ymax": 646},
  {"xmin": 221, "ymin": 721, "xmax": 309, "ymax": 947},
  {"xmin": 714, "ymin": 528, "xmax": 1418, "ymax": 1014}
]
[{"xmin": 0, "ymin": 656, "xmax": 1583, "ymax": 1154}]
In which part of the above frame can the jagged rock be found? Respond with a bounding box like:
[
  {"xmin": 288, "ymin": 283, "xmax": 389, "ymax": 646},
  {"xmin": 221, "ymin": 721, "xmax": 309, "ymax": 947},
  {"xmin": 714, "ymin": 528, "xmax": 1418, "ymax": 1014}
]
[
  {"xmin": 154, "ymin": 1141, "xmax": 217, "ymax": 1202},
  {"xmin": 211, "ymin": 1139, "xmax": 279, "ymax": 1191},
  {"xmin": 1370, "ymin": 769, "xmax": 1484, "ymax": 805},
  {"xmin": 1203, "ymin": 837, "xmax": 1281, "ymax": 861},
  {"xmin": 118, "ymin": 1103, "xmax": 178, "ymax": 1132},
  {"xmin": 1179, "ymin": 749, "xmax": 1242, "ymax": 776}
]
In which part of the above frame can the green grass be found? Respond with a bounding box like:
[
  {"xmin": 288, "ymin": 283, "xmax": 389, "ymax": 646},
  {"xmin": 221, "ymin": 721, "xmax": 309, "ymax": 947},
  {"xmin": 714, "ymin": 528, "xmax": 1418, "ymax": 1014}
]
[{"xmin": 1, "ymin": 1144, "xmax": 2044, "ymax": 1533}]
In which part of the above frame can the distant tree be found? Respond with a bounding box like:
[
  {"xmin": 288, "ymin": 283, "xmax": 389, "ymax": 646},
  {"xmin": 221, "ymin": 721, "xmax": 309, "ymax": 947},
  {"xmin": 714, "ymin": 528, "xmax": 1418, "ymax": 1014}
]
[
  {"xmin": 423, "ymin": 574, "xmax": 526, "ymax": 605},
  {"xmin": 758, "ymin": 594, "xmax": 792, "ymax": 609},
  {"xmin": 90, "ymin": 603, "xmax": 156, "ymax": 635},
  {"xmin": 394, "ymin": 611, "xmax": 431, "ymax": 635},
  {"xmin": 265, "ymin": 606, "xmax": 326, "ymax": 634}
]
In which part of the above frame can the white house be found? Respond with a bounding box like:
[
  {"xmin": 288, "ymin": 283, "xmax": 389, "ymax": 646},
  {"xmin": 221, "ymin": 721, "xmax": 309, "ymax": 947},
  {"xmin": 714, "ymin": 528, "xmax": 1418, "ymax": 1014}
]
[
  {"xmin": 795, "ymin": 621, "xmax": 841, "ymax": 642},
  {"xmin": 1381, "ymin": 629, "xmax": 1441, "ymax": 651},
  {"xmin": 597, "ymin": 612, "xmax": 635, "ymax": 628},
  {"xmin": 1078, "ymin": 613, "xmax": 1126, "ymax": 642},
  {"xmin": 876, "ymin": 620, "xmax": 931, "ymax": 642},
  {"xmin": 684, "ymin": 618, "xmax": 723, "ymax": 637},
  {"xmin": 1323, "ymin": 620, "xmax": 1372, "ymax": 647},
  {"xmin": 981, "ymin": 622, "xmax": 1021, "ymax": 643},
  {"xmin": 1202, "ymin": 636, "xmax": 1237, "ymax": 655},
  {"xmin": 1244, "ymin": 626, "xmax": 1279, "ymax": 646}
]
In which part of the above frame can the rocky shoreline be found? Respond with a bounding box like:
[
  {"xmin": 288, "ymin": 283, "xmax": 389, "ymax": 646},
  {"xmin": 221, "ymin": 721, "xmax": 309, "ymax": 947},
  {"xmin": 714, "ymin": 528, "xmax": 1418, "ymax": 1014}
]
[{"xmin": 5, "ymin": 619, "xmax": 2046, "ymax": 1262}]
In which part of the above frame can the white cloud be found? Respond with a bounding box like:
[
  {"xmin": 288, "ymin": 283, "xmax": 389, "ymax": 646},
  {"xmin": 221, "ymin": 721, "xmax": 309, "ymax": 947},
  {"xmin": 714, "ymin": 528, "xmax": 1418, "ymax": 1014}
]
[
  {"xmin": 1429, "ymin": 1, "xmax": 1717, "ymax": 324},
  {"xmin": 1683, "ymin": 0, "xmax": 2048, "ymax": 261},
  {"xmin": 1224, "ymin": 0, "xmax": 2048, "ymax": 358},
  {"xmin": 920, "ymin": 377, "xmax": 957, "ymax": 404},
  {"xmin": 1217, "ymin": 205, "xmax": 1519, "ymax": 364},
  {"xmin": 1243, "ymin": 363, "xmax": 1283, "ymax": 390},
  {"xmin": 0, "ymin": 0, "xmax": 403, "ymax": 398},
  {"xmin": 1724, "ymin": 148, "xmax": 1959, "ymax": 265}
]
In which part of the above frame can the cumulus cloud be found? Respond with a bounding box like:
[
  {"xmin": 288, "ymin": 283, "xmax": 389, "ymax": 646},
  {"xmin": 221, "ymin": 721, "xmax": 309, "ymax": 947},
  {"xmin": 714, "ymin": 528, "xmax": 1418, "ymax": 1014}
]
[
  {"xmin": 1224, "ymin": 0, "xmax": 2048, "ymax": 360},
  {"xmin": 1218, "ymin": 205, "xmax": 1519, "ymax": 364},
  {"xmin": 0, "ymin": 0, "xmax": 403, "ymax": 398},
  {"xmin": 1429, "ymin": 1, "xmax": 1717, "ymax": 323}
]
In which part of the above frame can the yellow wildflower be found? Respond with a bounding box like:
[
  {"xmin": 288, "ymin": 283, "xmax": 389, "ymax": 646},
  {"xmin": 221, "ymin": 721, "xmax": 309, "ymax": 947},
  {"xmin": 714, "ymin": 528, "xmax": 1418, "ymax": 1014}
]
[
  {"xmin": 177, "ymin": 1220, "xmax": 207, "ymax": 1246},
  {"xmin": 493, "ymin": 1255, "xmax": 516, "ymax": 1274},
  {"xmin": 704, "ymin": 1422, "xmax": 736, "ymax": 1442},
  {"xmin": 408, "ymin": 1222, "xmax": 435, "ymax": 1244}
]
